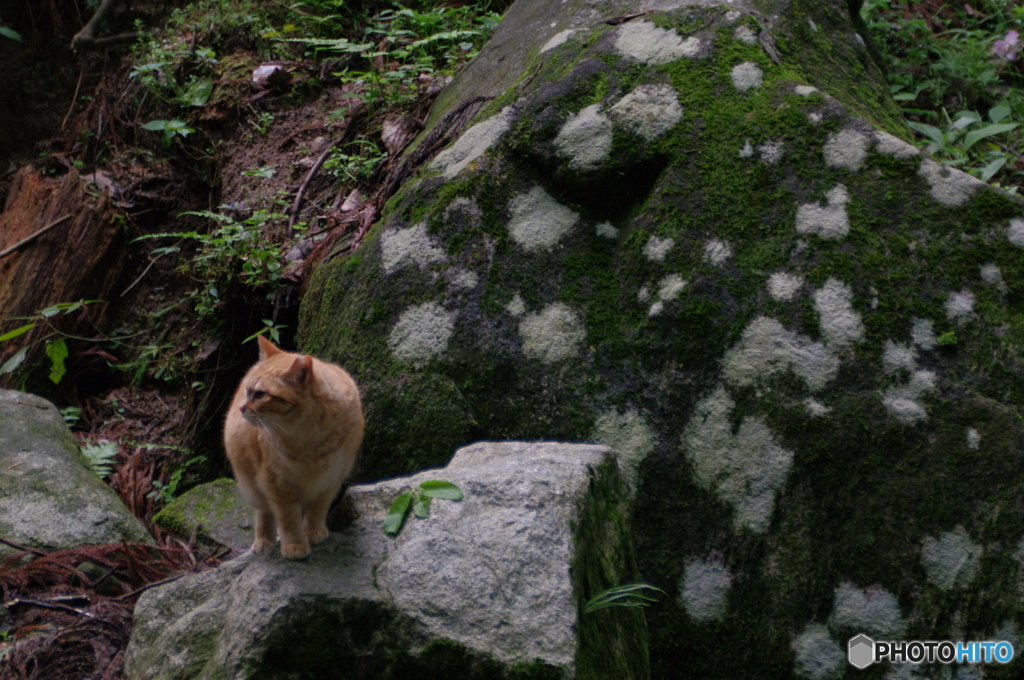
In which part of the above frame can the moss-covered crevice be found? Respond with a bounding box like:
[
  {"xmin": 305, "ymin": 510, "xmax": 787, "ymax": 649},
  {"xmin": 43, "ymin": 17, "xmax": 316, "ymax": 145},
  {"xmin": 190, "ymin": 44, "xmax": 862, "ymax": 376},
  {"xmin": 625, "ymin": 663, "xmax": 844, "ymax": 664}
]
[{"xmin": 573, "ymin": 457, "xmax": 649, "ymax": 680}]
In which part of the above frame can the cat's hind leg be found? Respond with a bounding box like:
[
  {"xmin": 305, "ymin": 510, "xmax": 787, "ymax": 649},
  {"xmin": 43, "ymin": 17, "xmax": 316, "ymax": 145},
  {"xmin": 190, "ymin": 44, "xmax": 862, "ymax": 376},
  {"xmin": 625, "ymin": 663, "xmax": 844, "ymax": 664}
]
[
  {"xmin": 302, "ymin": 489, "xmax": 334, "ymax": 546},
  {"xmin": 276, "ymin": 503, "xmax": 311, "ymax": 559}
]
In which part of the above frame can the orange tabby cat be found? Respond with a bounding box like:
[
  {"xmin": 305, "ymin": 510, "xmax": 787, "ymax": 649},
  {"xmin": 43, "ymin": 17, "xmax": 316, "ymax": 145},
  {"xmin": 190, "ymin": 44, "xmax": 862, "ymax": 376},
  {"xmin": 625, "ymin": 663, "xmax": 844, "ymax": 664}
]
[{"xmin": 224, "ymin": 335, "xmax": 364, "ymax": 559}]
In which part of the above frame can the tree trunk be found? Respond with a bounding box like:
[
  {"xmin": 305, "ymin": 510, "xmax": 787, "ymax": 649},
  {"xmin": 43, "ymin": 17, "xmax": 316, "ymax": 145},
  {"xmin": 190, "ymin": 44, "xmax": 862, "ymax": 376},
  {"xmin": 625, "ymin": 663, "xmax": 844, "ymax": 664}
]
[{"xmin": 0, "ymin": 166, "xmax": 125, "ymax": 386}]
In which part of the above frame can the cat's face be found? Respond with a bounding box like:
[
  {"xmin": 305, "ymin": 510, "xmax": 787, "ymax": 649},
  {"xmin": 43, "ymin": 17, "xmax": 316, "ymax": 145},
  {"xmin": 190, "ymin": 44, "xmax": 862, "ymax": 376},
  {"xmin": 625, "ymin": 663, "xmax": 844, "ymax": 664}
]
[{"xmin": 238, "ymin": 338, "xmax": 314, "ymax": 429}]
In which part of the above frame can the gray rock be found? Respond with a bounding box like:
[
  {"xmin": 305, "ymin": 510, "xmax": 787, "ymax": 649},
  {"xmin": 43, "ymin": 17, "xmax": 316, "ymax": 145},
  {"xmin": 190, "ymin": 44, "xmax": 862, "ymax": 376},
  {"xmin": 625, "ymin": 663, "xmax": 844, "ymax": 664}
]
[
  {"xmin": 0, "ymin": 390, "xmax": 152, "ymax": 555},
  {"xmin": 124, "ymin": 442, "xmax": 646, "ymax": 680},
  {"xmin": 153, "ymin": 478, "xmax": 253, "ymax": 550},
  {"xmin": 298, "ymin": 0, "xmax": 1024, "ymax": 676}
]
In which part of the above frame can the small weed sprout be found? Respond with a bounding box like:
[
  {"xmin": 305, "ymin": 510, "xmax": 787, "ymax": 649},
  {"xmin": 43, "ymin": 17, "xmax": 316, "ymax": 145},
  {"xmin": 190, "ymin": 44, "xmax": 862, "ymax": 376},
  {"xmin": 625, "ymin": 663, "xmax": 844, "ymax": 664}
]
[
  {"xmin": 582, "ymin": 583, "xmax": 666, "ymax": 615},
  {"xmin": 384, "ymin": 480, "xmax": 464, "ymax": 536}
]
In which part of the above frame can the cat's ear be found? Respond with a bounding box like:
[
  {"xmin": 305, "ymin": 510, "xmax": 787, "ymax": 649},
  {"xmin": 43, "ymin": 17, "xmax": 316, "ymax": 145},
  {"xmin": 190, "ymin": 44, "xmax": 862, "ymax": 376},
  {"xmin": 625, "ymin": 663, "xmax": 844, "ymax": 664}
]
[
  {"xmin": 258, "ymin": 335, "xmax": 282, "ymax": 360},
  {"xmin": 283, "ymin": 355, "xmax": 313, "ymax": 386}
]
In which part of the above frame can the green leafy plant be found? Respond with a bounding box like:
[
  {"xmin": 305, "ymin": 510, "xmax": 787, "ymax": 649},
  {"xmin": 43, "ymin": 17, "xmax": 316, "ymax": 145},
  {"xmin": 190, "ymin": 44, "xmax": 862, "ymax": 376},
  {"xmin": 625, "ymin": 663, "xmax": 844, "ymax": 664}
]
[
  {"xmin": 141, "ymin": 119, "xmax": 196, "ymax": 147},
  {"xmin": 0, "ymin": 300, "xmax": 100, "ymax": 383},
  {"xmin": 81, "ymin": 440, "xmax": 119, "ymax": 480},
  {"xmin": 907, "ymin": 106, "xmax": 1019, "ymax": 183},
  {"xmin": 61, "ymin": 406, "xmax": 82, "ymax": 427},
  {"xmin": 135, "ymin": 207, "xmax": 286, "ymax": 322},
  {"xmin": 384, "ymin": 480, "xmax": 464, "ymax": 536},
  {"xmin": 147, "ymin": 454, "xmax": 207, "ymax": 504},
  {"xmin": 242, "ymin": 165, "xmax": 277, "ymax": 179},
  {"xmin": 863, "ymin": 1, "xmax": 1024, "ymax": 190},
  {"xmin": 582, "ymin": 583, "xmax": 666, "ymax": 614},
  {"xmin": 243, "ymin": 319, "xmax": 287, "ymax": 344}
]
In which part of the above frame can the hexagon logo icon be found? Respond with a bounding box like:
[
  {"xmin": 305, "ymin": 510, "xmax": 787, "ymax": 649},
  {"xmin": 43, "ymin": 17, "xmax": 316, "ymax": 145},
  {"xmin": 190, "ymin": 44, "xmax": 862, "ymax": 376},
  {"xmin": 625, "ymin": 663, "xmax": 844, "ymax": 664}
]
[{"xmin": 848, "ymin": 634, "xmax": 874, "ymax": 669}]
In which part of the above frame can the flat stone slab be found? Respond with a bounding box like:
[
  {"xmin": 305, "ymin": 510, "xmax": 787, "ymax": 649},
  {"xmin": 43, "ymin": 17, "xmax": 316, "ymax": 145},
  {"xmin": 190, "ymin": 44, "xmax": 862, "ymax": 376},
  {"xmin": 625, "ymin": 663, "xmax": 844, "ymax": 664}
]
[{"xmin": 124, "ymin": 441, "xmax": 645, "ymax": 680}]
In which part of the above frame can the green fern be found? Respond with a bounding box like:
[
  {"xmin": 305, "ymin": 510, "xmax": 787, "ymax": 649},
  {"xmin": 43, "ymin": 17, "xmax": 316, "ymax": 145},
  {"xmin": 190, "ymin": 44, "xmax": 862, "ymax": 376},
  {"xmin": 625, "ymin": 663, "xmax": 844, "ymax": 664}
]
[{"xmin": 81, "ymin": 440, "xmax": 119, "ymax": 480}]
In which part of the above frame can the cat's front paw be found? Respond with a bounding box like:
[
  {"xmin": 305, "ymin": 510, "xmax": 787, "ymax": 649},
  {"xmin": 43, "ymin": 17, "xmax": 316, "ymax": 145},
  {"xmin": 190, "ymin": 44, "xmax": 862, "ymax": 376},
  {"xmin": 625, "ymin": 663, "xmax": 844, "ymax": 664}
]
[
  {"xmin": 306, "ymin": 525, "xmax": 329, "ymax": 545},
  {"xmin": 281, "ymin": 541, "xmax": 311, "ymax": 560},
  {"xmin": 252, "ymin": 537, "xmax": 274, "ymax": 554}
]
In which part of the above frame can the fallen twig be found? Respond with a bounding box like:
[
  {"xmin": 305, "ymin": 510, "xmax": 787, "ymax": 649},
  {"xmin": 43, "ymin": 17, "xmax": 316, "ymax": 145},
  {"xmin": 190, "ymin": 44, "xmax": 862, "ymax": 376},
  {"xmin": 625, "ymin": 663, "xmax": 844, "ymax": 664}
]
[
  {"xmin": 0, "ymin": 215, "xmax": 73, "ymax": 259},
  {"xmin": 3, "ymin": 597, "xmax": 95, "ymax": 618},
  {"xmin": 0, "ymin": 536, "xmax": 47, "ymax": 557},
  {"xmin": 288, "ymin": 138, "xmax": 343, "ymax": 235}
]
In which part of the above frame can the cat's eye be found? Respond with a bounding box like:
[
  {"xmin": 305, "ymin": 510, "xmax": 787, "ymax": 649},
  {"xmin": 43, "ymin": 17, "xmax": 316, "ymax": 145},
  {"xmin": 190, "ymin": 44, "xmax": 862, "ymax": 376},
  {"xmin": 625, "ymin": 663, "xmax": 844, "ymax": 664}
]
[{"xmin": 251, "ymin": 390, "xmax": 267, "ymax": 400}]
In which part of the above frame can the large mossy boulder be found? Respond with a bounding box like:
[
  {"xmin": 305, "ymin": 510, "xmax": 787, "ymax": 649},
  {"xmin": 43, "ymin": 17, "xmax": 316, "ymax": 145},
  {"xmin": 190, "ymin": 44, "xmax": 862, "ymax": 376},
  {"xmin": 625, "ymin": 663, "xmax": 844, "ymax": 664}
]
[
  {"xmin": 299, "ymin": 0, "xmax": 1024, "ymax": 677},
  {"xmin": 124, "ymin": 442, "xmax": 642, "ymax": 680},
  {"xmin": 0, "ymin": 390, "xmax": 153, "ymax": 554}
]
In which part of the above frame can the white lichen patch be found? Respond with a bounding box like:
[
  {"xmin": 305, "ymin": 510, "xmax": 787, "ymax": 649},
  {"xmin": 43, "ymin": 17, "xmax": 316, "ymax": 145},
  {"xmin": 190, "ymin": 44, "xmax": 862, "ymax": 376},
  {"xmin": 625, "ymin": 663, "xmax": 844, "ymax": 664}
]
[
  {"xmin": 703, "ymin": 239, "xmax": 733, "ymax": 265},
  {"xmin": 807, "ymin": 112, "xmax": 823, "ymax": 125},
  {"xmin": 678, "ymin": 558, "xmax": 733, "ymax": 622},
  {"xmin": 637, "ymin": 286, "xmax": 651, "ymax": 302},
  {"xmin": 795, "ymin": 184, "xmax": 851, "ymax": 240},
  {"xmin": 814, "ymin": 279, "xmax": 865, "ymax": 349},
  {"xmin": 554, "ymin": 103, "xmax": 613, "ymax": 169},
  {"xmin": 805, "ymin": 398, "xmax": 831, "ymax": 417},
  {"xmin": 658, "ymin": 274, "xmax": 687, "ymax": 301},
  {"xmin": 945, "ymin": 289, "xmax": 975, "ymax": 325},
  {"xmin": 767, "ymin": 272, "xmax": 804, "ymax": 302},
  {"xmin": 591, "ymin": 407, "xmax": 656, "ymax": 494},
  {"xmin": 793, "ymin": 623, "xmax": 845, "ymax": 680},
  {"xmin": 519, "ymin": 302, "xmax": 586, "ymax": 363},
  {"xmin": 682, "ymin": 385, "xmax": 794, "ymax": 533},
  {"xmin": 443, "ymin": 196, "xmax": 482, "ymax": 225},
  {"xmin": 731, "ymin": 61, "xmax": 763, "ymax": 92},
  {"xmin": 380, "ymin": 222, "xmax": 447, "ymax": 275},
  {"xmin": 966, "ymin": 427, "xmax": 981, "ymax": 450},
  {"xmin": 614, "ymin": 21, "xmax": 701, "ymax": 64},
  {"xmin": 795, "ymin": 85, "xmax": 820, "ymax": 96},
  {"xmin": 446, "ymin": 268, "xmax": 478, "ymax": 291},
  {"xmin": 1007, "ymin": 218, "xmax": 1024, "ymax": 247},
  {"xmin": 758, "ymin": 141, "xmax": 785, "ymax": 164},
  {"xmin": 921, "ymin": 526, "xmax": 983, "ymax": 590},
  {"xmin": 505, "ymin": 293, "xmax": 526, "ymax": 316},
  {"xmin": 911, "ymin": 318, "xmax": 937, "ymax": 350},
  {"xmin": 608, "ymin": 84, "xmax": 683, "ymax": 141},
  {"xmin": 882, "ymin": 340, "xmax": 917, "ymax": 374},
  {"xmin": 646, "ymin": 274, "xmax": 687, "ymax": 316},
  {"xmin": 873, "ymin": 130, "xmax": 919, "ymax": 159},
  {"xmin": 388, "ymin": 301, "xmax": 455, "ymax": 367},
  {"xmin": 881, "ymin": 370, "xmax": 937, "ymax": 424},
  {"xmin": 824, "ymin": 129, "xmax": 871, "ymax": 171},
  {"xmin": 739, "ymin": 139, "xmax": 754, "ymax": 158},
  {"xmin": 918, "ymin": 159, "xmax": 987, "ymax": 207},
  {"xmin": 507, "ymin": 186, "xmax": 579, "ymax": 252},
  {"xmin": 733, "ymin": 24, "xmax": 757, "ymax": 45},
  {"xmin": 980, "ymin": 263, "xmax": 1007, "ymax": 292},
  {"xmin": 723, "ymin": 317, "xmax": 839, "ymax": 392},
  {"xmin": 829, "ymin": 583, "xmax": 906, "ymax": 638},
  {"xmin": 596, "ymin": 222, "xmax": 618, "ymax": 239},
  {"xmin": 644, "ymin": 235, "xmax": 675, "ymax": 261},
  {"xmin": 430, "ymin": 106, "xmax": 514, "ymax": 179},
  {"xmin": 540, "ymin": 29, "xmax": 574, "ymax": 53}
]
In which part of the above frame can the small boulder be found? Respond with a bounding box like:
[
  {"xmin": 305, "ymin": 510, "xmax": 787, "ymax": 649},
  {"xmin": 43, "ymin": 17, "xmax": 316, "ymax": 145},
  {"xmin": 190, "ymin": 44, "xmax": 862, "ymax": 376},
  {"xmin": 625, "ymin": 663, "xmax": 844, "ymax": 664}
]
[
  {"xmin": 153, "ymin": 478, "xmax": 253, "ymax": 550},
  {"xmin": 0, "ymin": 390, "xmax": 153, "ymax": 555}
]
